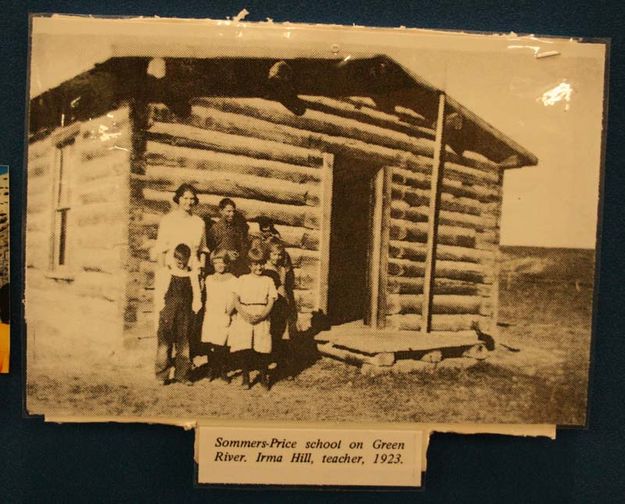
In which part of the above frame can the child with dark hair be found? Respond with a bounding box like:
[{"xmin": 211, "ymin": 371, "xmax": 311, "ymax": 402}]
[
  {"xmin": 229, "ymin": 247, "xmax": 277, "ymax": 390},
  {"xmin": 154, "ymin": 243, "xmax": 202, "ymax": 385},
  {"xmin": 201, "ymin": 249, "xmax": 236, "ymax": 382},
  {"xmin": 264, "ymin": 239, "xmax": 298, "ymax": 380}
]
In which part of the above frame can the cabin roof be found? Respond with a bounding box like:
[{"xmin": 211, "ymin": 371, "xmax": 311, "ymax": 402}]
[{"xmin": 29, "ymin": 55, "xmax": 537, "ymax": 168}]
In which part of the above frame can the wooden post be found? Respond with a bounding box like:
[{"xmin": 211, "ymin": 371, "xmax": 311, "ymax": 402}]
[
  {"xmin": 489, "ymin": 170, "xmax": 504, "ymax": 335},
  {"xmin": 421, "ymin": 93, "xmax": 447, "ymax": 333},
  {"xmin": 369, "ymin": 169, "xmax": 384, "ymax": 326},
  {"xmin": 377, "ymin": 167, "xmax": 393, "ymax": 329},
  {"xmin": 317, "ymin": 153, "xmax": 334, "ymax": 314}
]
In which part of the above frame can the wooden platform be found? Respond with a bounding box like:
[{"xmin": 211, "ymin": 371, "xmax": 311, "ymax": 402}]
[
  {"xmin": 314, "ymin": 321, "xmax": 480, "ymax": 354},
  {"xmin": 314, "ymin": 321, "xmax": 485, "ymax": 369}
]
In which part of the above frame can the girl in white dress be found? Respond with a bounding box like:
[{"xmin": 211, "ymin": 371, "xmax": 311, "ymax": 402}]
[
  {"xmin": 201, "ymin": 249, "xmax": 236, "ymax": 383},
  {"xmin": 230, "ymin": 247, "xmax": 277, "ymax": 390}
]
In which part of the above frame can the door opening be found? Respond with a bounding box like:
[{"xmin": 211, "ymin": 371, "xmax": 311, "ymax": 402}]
[{"xmin": 326, "ymin": 156, "xmax": 382, "ymax": 327}]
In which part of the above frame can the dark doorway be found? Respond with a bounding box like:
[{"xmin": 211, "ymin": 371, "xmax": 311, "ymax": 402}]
[{"xmin": 327, "ymin": 156, "xmax": 380, "ymax": 326}]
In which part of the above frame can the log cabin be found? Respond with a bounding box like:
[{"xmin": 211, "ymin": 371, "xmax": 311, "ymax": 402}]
[{"xmin": 26, "ymin": 53, "xmax": 537, "ymax": 367}]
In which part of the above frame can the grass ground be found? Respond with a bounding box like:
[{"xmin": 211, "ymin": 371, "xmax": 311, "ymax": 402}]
[{"xmin": 27, "ymin": 247, "xmax": 595, "ymax": 425}]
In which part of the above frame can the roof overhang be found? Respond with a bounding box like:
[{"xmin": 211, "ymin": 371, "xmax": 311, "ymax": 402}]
[{"xmin": 29, "ymin": 55, "xmax": 537, "ymax": 168}]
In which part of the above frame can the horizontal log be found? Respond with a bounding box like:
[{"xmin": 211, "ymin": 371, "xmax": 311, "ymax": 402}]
[
  {"xmin": 191, "ymin": 99, "xmax": 438, "ymax": 158},
  {"xmin": 79, "ymin": 133, "xmax": 132, "ymax": 163},
  {"xmin": 386, "ymin": 294, "xmax": 482, "ymax": 316},
  {"xmin": 284, "ymin": 95, "xmax": 435, "ymax": 138},
  {"xmin": 341, "ymin": 98, "xmax": 429, "ymax": 126},
  {"xmin": 78, "ymin": 105, "xmax": 130, "ymax": 139},
  {"xmin": 70, "ymin": 275, "xmax": 125, "ymax": 303},
  {"xmin": 387, "ymin": 258, "xmax": 425, "ymax": 277},
  {"xmin": 445, "ymin": 159, "xmax": 500, "ymax": 185},
  {"xmin": 387, "ymin": 257, "xmax": 489, "ymax": 283},
  {"xmin": 148, "ymin": 119, "xmax": 324, "ymax": 169},
  {"xmin": 248, "ymin": 222, "xmax": 320, "ymax": 251},
  {"xmin": 317, "ymin": 342, "xmax": 375, "ymax": 367},
  {"xmin": 156, "ymin": 105, "xmax": 434, "ymax": 172},
  {"xmin": 139, "ymin": 164, "xmax": 320, "ymax": 207},
  {"xmin": 453, "ymin": 149, "xmax": 500, "ymax": 171},
  {"xmin": 75, "ymin": 247, "xmax": 126, "ymax": 274},
  {"xmin": 389, "ymin": 240, "xmax": 489, "ymax": 264},
  {"xmin": 388, "ymin": 240, "xmax": 428, "ymax": 262},
  {"xmin": 74, "ymin": 223, "xmax": 128, "ymax": 249},
  {"xmin": 390, "ymin": 200, "xmax": 496, "ymax": 230},
  {"xmin": 75, "ymin": 150, "xmax": 131, "ymax": 184},
  {"xmin": 477, "ymin": 229, "xmax": 499, "ymax": 244},
  {"xmin": 391, "ymin": 166, "xmax": 500, "ymax": 202},
  {"xmin": 77, "ymin": 177, "xmax": 129, "ymax": 205},
  {"xmin": 128, "ymin": 208, "xmax": 163, "ymax": 229},
  {"xmin": 386, "ymin": 277, "xmax": 480, "ymax": 295},
  {"xmin": 342, "ymin": 96, "xmax": 377, "ymax": 108},
  {"xmin": 292, "ymin": 265, "xmax": 318, "ymax": 291},
  {"xmin": 379, "ymin": 151, "xmax": 500, "ymax": 188},
  {"xmin": 285, "ymin": 248, "xmax": 320, "ymax": 269},
  {"xmin": 391, "ymin": 183, "xmax": 484, "ymax": 216},
  {"xmin": 134, "ymin": 267, "xmax": 155, "ymax": 291},
  {"xmin": 436, "ymin": 260, "xmax": 489, "ymax": 283},
  {"xmin": 152, "ymin": 105, "xmax": 503, "ymax": 191},
  {"xmin": 73, "ymin": 203, "xmax": 128, "ymax": 227},
  {"xmin": 145, "ymin": 140, "xmax": 322, "ymax": 185},
  {"xmin": 474, "ymin": 241, "xmax": 498, "ymax": 252},
  {"xmin": 386, "ymin": 314, "xmax": 490, "ymax": 332},
  {"xmin": 393, "ymin": 105, "xmax": 428, "ymax": 124},
  {"xmin": 142, "ymin": 188, "xmax": 320, "ymax": 230},
  {"xmin": 390, "ymin": 219, "xmax": 476, "ymax": 248},
  {"xmin": 79, "ymin": 124, "xmax": 132, "ymax": 162}
]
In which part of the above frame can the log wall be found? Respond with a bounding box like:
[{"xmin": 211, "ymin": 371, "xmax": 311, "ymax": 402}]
[
  {"xmin": 128, "ymin": 102, "xmax": 326, "ymax": 332},
  {"xmin": 25, "ymin": 107, "xmax": 132, "ymax": 360},
  {"xmin": 130, "ymin": 95, "xmax": 504, "ymax": 335}
]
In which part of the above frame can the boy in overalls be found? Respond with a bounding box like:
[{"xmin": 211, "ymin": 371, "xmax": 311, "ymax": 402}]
[{"xmin": 154, "ymin": 243, "xmax": 201, "ymax": 384}]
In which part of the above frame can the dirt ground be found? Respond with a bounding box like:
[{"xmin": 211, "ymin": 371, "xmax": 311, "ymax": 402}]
[{"xmin": 27, "ymin": 247, "xmax": 594, "ymax": 426}]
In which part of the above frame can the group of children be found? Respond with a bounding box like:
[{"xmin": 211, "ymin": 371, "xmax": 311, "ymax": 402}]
[{"xmin": 154, "ymin": 215, "xmax": 296, "ymax": 391}]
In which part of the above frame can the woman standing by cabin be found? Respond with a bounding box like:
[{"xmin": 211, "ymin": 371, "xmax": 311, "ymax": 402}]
[
  {"xmin": 154, "ymin": 183, "xmax": 208, "ymax": 364},
  {"xmin": 154, "ymin": 183, "xmax": 208, "ymax": 272}
]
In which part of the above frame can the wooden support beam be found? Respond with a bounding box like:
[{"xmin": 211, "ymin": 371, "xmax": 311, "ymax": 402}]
[
  {"xmin": 377, "ymin": 166, "xmax": 393, "ymax": 329},
  {"xmin": 369, "ymin": 169, "xmax": 384, "ymax": 326},
  {"xmin": 422, "ymin": 93, "xmax": 447, "ymax": 333}
]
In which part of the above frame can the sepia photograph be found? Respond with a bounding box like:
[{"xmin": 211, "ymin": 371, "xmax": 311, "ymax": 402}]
[{"xmin": 25, "ymin": 15, "xmax": 605, "ymax": 425}]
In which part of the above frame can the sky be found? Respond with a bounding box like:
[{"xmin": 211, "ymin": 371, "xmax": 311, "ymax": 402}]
[{"xmin": 30, "ymin": 16, "xmax": 606, "ymax": 249}]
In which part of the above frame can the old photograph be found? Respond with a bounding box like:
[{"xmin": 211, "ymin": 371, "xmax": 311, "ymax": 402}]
[{"xmin": 25, "ymin": 16, "xmax": 605, "ymax": 425}]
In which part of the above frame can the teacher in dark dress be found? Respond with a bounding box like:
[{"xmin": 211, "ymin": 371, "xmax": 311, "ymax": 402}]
[{"xmin": 206, "ymin": 198, "xmax": 249, "ymax": 276}]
